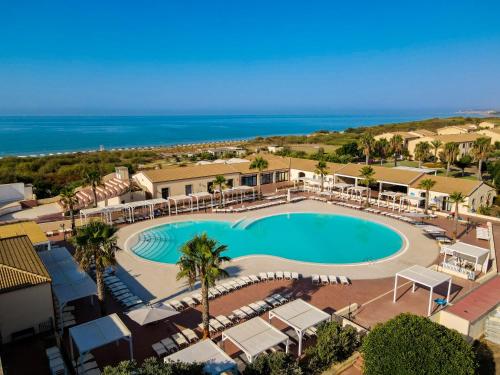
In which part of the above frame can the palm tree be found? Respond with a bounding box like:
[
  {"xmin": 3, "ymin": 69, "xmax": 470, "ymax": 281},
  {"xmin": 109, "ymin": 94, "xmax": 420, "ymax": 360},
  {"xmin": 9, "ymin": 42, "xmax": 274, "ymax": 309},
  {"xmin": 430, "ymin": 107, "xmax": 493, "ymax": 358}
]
[
  {"xmin": 213, "ymin": 175, "xmax": 226, "ymax": 207},
  {"xmin": 374, "ymin": 138, "xmax": 390, "ymax": 165},
  {"xmin": 72, "ymin": 221, "xmax": 118, "ymax": 313},
  {"xmin": 443, "ymin": 142, "xmax": 459, "ymax": 177},
  {"xmin": 449, "ymin": 192, "xmax": 466, "ymax": 240},
  {"xmin": 315, "ymin": 160, "xmax": 329, "ymax": 192},
  {"xmin": 60, "ymin": 186, "xmax": 78, "ymax": 234},
  {"xmin": 82, "ymin": 166, "xmax": 102, "ymax": 208},
  {"xmin": 359, "ymin": 166, "xmax": 375, "ymax": 207},
  {"xmin": 249, "ymin": 156, "xmax": 269, "ymax": 198},
  {"xmin": 417, "ymin": 178, "xmax": 436, "ymax": 214},
  {"xmin": 430, "ymin": 140, "xmax": 442, "ymax": 161},
  {"xmin": 389, "ymin": 135, "xmax": 404, "ymax": 167},
  {"xmin": 359, "ymin": 132, "xmax": 375, "ymax": 165},
  {"xmin": 414, "ymin": 141, "xmax": 431, "ymax": 168},
  {"xmin": 176, "ymin": 234, "xmax": 230, "ymax": 338},
  {"xmin": 471, "ymin": 137, "xmax": 492, "ymax": 181}
]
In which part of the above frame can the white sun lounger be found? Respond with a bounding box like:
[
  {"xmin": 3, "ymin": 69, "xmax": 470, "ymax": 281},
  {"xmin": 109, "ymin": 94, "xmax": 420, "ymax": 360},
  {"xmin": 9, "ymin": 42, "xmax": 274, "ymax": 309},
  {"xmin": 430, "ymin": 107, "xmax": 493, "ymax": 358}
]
[
  {"xmin": 221, "ymin": 282, "xmax": 235, "ymax": 291},
  {"xmin": 172, "ymin": 332, "xmax": 189, "ymax": 347},
  {"xmin": 328, "ymin": 275, "xmax": 338, "ymax": 284},
  {"xmin": 191, "ymin": 293, "xmax": 202, "ymax": 303},
  {"xmin": 209, "ymin": 318, "xmax": 225, "ymax": 331},
  {"xmin": 312, "ymin": 274, "xmax": 320, "ymax": 284},
  {"xmin": 235, "ymin": 279, "xmax": 247, "ymax": 288},
  {"xmin": 283, "ymin": 272, "xmax": 291, "ymax": 280},
  {"xmin": 241, "ymin": 276, "xmax": 252, "ymax": 284},
  {"xmin": 241, "ymin": 305, "xmax": 256, "ymax": 317},
  {"xmin": 267, "ymin": 272, "xmax": 275, "ymax": 280},
  {"xmin": 259, "ymin": 272, "xmax": 268, "ymax": 281},
  {"xmin": 320, "ymin": 275, "xmax": 329, "ymax": 285},
  {"xmin": 108, "ymin": 283, "xmax": 127, "ymax": 292},
  {"xmin": 249, "ymin": 275, "xmax": 260, "ymax": 283},
  {"xmin": 215, "ymin": 285, "xmax": 228, "ymax": 294},
  {"xmin": 161, "ymin": 337, "xmax": 178, "ymax": 353},
  {"xmin": 232, "ymin": 308, "xmax": 248, "ymax": 321},
  {"xmin": 169, "ymin": 300, "xmax": 184, "ymax": 311},
  {"xmin": 291, "ymin": 272, "xmax": 299, "ymax": 280},
  {"xmin": 248, "ymin": 302, "xmax": 262, "ymax": 313},
  {"xmin": 209, "ymin": 287, "xmax": 221, "ymax": 297},
  {"xmin": 265, "ymin": 296, "xmax": 280, "ymax": 307},
  {"xmin": 215, "ymin": 315, "xmax": 232, "ymax": 328},
  {"xmin": 272, "ymin": 293, "xmax": 288, "ymax": 304},
  {"xmin": 198, "ymin": 322, "xmax": 216, "ymax": 334},
  {"xmin": 112, "ymin": 288, "xmax": 130, "ymax": 297},
  {"xmin": 181, "ymin": 328, "xmax": 199, "ymax": 342},
  {"xmin": 116, "ymin": 293, "xmax": 133, "ymax": 301},
  {"xmin": 181, "ymin": 296, "xmax": 196, "ymax": 307},
  {"xmin": 339, "ymin": 276, "xmax": 351, "ymax": 285},
  {"xmin": 77, "ymin": 361, "xmax": 98, "ymax": 373},
  {"xmin": 152, "ymin": 342, "xmax": 167, "ymax": 357}
]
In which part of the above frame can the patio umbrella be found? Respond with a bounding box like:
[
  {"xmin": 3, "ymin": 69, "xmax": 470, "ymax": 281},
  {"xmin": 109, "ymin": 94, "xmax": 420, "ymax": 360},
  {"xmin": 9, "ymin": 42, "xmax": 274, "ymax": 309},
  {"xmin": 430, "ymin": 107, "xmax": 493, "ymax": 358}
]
[{"xmin": 126, "ymin": 304, "xmax": 179, "ymax": 326}]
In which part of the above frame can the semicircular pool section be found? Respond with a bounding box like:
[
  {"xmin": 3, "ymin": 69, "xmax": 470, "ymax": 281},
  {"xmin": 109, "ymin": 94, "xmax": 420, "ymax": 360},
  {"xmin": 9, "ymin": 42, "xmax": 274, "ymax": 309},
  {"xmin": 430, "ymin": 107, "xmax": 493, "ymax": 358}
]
[{"xmin": 130, "ymin": 213, "xmax": 404, "ymax": 264}]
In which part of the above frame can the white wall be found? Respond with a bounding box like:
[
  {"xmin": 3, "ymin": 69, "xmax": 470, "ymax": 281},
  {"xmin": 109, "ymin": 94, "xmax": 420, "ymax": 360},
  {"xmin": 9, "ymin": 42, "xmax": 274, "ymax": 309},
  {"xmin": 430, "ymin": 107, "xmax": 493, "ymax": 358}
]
[{"xmin": 0, "ymin": 183, "xmax": 25, "ymax": 204}]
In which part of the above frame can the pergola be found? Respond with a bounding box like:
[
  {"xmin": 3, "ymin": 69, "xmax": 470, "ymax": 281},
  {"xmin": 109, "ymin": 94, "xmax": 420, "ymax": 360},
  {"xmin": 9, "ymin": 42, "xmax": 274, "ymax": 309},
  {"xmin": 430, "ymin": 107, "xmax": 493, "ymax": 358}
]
[
  {"xmin": 441, "ymin": 242, "xmax": 490, "ymax": 279},
  {"xmin": 347, "ymin": 186, "xmax": 371, "ymax": 202},
  {"xmin": 268, "ymin": 299, "xmax": 330, "ymax": 355},
  {"xmin": 166, "ymin": 339, "xmax": 237, "ymax": 375},
  {"xmin": 168, "ymin": 195, "xmax": 193, "ymax": 214},
  {"xmin": 332, "ymin": 183, "xmax": 353, "ymax": 199},
  {"xmin": 189, "ymin": 192, "xmax": 214, "ymax": 210},
  {"xmin": 39, "ymin": 247, "xmax": 97, "ymax": 332},
  {"xmin": 218, "ymin": 186, "xmax": 256, "ymax": 204},
  {"xmin": 398, "ymin": 195, "xmax": 425, "ymax": 212},
  {"xmin": 393, "ymin": 265, "xmax": 452, "ymax": 316},
  {"xmin": 221, "ymin": 317, "xmax": 289, "ymax": 363},
  {"xmin": 377, "ymin": 191, "xmax": 401, "ymax": 210},
  {"xmin": 69, "ymin": 314, "xmax": 133, "ymax": 374}
]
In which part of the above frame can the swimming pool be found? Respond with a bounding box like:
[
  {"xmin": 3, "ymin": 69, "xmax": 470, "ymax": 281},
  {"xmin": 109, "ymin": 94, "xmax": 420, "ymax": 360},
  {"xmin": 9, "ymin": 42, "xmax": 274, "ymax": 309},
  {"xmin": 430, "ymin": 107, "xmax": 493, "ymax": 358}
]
[{"xmin": 130, "ymin": 213, "xmax": 404, "ymax": 265}]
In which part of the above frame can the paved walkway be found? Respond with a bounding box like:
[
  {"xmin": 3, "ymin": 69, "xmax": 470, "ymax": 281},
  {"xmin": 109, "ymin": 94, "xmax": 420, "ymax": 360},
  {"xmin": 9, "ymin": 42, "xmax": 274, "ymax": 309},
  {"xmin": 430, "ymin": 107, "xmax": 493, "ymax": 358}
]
[{"xmin": 116, "ymin": 200, "xmax": 439, "ymax": 302}]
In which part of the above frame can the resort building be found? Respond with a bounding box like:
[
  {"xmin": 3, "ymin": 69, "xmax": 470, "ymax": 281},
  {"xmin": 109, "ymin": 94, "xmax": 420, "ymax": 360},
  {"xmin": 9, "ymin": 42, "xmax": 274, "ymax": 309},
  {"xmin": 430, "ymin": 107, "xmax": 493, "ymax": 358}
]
[
  {"xmin": 374, "ymin": 131, "xmax": 422, "ymax": 148},
  {"xmin": 0, "ymin": 235, "xmax": 54, "ymax": 343},
  {"xmin": 477, "ymin": 127, "xmax": 500, "ymax": 144},
  {"xmin": 436, "ymin": 124, "xmax": 477, "ymax": 135},
  {"xmin": 0, "ymin": 221, "xmax": 51, "ymax": 251},
  {"xmin": 478, "ymin": 121, "xmax": 496, "ymax": 129},
  {"xmin": 407, "ymin": 133, "xmax": 483, "ymax": 159}
]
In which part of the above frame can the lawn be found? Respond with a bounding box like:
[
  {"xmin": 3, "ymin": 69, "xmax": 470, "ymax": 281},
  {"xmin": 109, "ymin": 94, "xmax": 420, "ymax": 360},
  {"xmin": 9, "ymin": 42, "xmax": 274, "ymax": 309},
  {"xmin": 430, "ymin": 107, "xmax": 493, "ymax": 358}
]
[{"xmin": 289, "ymin": 143, "xmax": 339, "ymax": 154}]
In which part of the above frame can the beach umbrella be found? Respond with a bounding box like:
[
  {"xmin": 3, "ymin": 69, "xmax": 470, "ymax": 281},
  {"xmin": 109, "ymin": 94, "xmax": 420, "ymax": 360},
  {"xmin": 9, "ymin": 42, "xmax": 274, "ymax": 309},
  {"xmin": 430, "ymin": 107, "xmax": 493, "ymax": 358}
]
[{"xmin": 126, "ymin": 304, "xmax": 179, "ymax": 326}]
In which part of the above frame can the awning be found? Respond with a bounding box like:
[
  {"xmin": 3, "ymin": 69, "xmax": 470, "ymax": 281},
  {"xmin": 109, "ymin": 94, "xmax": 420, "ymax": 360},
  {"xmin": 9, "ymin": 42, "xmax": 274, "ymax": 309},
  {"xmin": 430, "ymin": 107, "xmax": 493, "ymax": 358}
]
[
  {"xmin": 268, "ymin": 299, "xmax": 330, "ymax": 355},
  {"xmin": 221, "ymin": 317, "xmax": 289, "ymax": 363},
  {"xmin": 166, "ymin": 339, "xmax": 237, "ymax": 375},
  {"xmin": 125, "ymin": 304, "xmax": 178, "ymax": 326}
]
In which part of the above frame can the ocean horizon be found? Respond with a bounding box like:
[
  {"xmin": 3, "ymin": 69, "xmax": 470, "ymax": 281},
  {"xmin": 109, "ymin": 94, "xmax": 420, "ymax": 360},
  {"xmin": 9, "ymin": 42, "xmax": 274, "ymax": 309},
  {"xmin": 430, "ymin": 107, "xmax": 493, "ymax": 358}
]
[{"xmin": 0, "ymin": 112, "xmax": 461, "ymax": 156}]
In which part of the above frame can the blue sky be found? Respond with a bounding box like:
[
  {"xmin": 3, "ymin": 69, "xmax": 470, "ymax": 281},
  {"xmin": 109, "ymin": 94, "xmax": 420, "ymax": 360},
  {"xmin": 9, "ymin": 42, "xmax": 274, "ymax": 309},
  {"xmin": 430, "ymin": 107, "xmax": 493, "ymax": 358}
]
[{"xmin": 0, "ymin": 1, "xmax": 499, "ymax": 114}]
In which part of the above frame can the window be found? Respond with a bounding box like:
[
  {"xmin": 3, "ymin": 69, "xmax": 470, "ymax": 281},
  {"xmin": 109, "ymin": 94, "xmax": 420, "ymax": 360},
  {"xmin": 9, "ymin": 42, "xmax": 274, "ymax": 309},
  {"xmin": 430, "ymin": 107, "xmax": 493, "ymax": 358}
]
[
  {"xmin": 241, "ymin": 175, "xmax": 257, "ymax": 186},
  {"xmin": 161, "ymin": 187, "xmax": 170, "ymax": 199},
  {"xmin": 298, "ymin": 172, "xmax": 306, "ymax": 178},
  {"xmin": 185, "ymin": 184, "xmax": 192, "ymax": 195},
  {"xmin": 275, "ymin": 171, "xmax": 289, "ymax": 182},
  {"xmin": 207, "ymin": 181, "xmax": 214, "ymax": 193},
  {"xmin": 226, "ymin": 179, "xmax": 234, "ymax": 188},
  {"xmin": 261, "ymin": 172, "xmax": 273, "ymax": 185}
]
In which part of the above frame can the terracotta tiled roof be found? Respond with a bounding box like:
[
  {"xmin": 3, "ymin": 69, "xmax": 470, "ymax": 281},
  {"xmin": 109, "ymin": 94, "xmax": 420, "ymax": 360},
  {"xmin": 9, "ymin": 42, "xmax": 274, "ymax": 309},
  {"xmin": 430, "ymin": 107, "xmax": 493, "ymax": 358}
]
[
  {"xmin": 335, "ymin": 163, "xmax": 423, "ymax": 185},
  {"xmin": 410, "ymin": 175, "xmax": 486, "ymax": 196},
  {"xmin": 445, "ymin": 276, "xmax": 500, "ymax": 323},
  {"xmin": 0, "ymin": 235, "xmax": 51, "ymax": 293}
]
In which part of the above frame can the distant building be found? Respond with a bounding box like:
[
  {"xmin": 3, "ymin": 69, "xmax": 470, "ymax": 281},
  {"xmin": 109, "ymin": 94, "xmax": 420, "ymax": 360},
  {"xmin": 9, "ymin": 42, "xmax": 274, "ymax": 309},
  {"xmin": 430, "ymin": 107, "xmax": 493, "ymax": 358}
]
[
  {"xmin": 407, "ymin": 133, "xmax": 483, "ymax": 159},
  {"xmin": 436, "ymin": 124, "xmax": 477, "ymax": 135},
  {"xmin": 206, "ymin": 146, "xmax": 246, "ymax": 158},
  {"xmin": 374, "ymin": 131, "xmax": 422, "ymax": 148},
  {"xmin": 0, "ymin": 235, "xmax": 54, "ymax": 343},
  {"xmin": 477, "ymin": 127, "xmax": 500, "ymax": 144},
  {"xmin": 267, "ymin": 145, "xmax": 284, "ymax": 153}
]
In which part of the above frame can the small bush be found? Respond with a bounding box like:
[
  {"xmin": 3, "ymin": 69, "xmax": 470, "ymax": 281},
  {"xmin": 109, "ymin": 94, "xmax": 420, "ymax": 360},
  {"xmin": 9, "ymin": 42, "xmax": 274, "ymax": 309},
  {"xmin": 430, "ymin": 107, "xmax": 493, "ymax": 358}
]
[
  {"xmin": 103, "ymin": 357, "xmax": 204, "ymax": 375},
  {"xmin": 243, "ymin": 352, "xmax": 302, "ymax": 375}
]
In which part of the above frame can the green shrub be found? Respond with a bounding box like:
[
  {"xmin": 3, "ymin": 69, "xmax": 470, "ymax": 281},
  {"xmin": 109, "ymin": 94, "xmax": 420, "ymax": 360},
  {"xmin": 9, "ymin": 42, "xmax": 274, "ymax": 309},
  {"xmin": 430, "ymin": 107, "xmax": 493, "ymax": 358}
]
[
  {"xmin": 362, "ymin": 313, "xmax": 476, "ymax": 375},
  {"xmin": 243, "ymin": 352, "xmax": 302, "ymax": 375},
  {"xmin": 102, "ymin": 357, "xmax": 204, "ymax": 375}
]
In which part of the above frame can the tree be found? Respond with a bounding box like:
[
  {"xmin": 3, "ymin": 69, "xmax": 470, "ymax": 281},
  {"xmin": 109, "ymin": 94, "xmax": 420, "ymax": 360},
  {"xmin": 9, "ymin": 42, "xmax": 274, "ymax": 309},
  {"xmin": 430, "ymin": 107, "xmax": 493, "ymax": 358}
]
[
  {"xmin": 243, "ymin": 352, "xmax": 302, "ymax": 375},
  {"xmin": 430, "ymin": 139, "xmax": 442, "ymax": 161},
  {"xmin": 359, "ymin": 132, "xmax": 375, "ymax": 165},
  {"xmin": 471, "ymin": 136, "xmax": 492, "ymax": 181},
  {"xmin": 249, "ymin": 156, "xmax": 269, "ymax": 197},
  {"xmin": 335, "ymin": 142, "xmax": 360, "ymax": 158},
  {"xmin": 176, "ymin": 234, "xmax": 230, "ymax": 338},
  {"xmin": 304, "ymin": 321, "xmax": 359, "ymax": 373},
  {"xmin": 417, "ymin": 178, "xmax": 436, "ymax": 214},
  {"xmin": 213, "ymin": 175, "xmax": 226, "ymax": 207},
  {"xmin": 449, "ymin": 191, "xmax": 466, "ymax": 240},
  {"xmin": 389, "ymin": 134, "xmax": 404, "ymax": 167},
  {"xmin": 59, "ymin": 186, "xmax": 78, "ymax": 234},
  {"xmin": 362, "ymin": 313, "xmax": 475, "ymax": 375},
  {"xmin": 103, "ymin": 357, "xmax": 204, "ymax": 375},
  {"xmin": 374, "ymin": 138, "xmax": 390, "ymax": 165},
  {"xmin": 315, "ymin": 160, "xmax": 329, "ymax": 192},
  {"xmin": 72, "ymin": 221, "xmax": 118, "ymax": 313},
  {"xmin": 414, "ymin": 141, "xmax": 431, "ymax": 168},
  {"xmin": 82, "ymin": 166, "xmax": 102, "ymax": 208},
  {"xmin": 359, "ymin": 166, "xmax": 375, "ymax": 207},
  {"xmin": 454, "ymin": 154, "xmax": 473, "ymax": 177},
  {"xmin": 443, "ymin": 142, "xmax": 459, "ymax": 177}
]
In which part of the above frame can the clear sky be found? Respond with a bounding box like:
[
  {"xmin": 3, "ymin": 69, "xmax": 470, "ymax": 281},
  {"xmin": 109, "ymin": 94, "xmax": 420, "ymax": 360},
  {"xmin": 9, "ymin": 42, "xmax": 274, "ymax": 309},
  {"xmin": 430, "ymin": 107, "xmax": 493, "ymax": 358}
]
[{"xmin": 0, "ymin": 1, "xmax": 499, "ymax": 114}]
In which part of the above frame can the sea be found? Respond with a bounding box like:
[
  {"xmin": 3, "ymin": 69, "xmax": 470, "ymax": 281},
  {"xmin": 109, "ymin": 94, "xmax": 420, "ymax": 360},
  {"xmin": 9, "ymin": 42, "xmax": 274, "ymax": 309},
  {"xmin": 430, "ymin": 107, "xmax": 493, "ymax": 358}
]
[{"xmin": 0, "ymin": 112, "xmax": 460, "ymax": 157}]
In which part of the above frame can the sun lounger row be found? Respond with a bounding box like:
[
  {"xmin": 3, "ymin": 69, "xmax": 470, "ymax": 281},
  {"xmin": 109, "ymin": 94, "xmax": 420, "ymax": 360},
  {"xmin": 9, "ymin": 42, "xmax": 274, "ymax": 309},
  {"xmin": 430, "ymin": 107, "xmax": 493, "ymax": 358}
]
[
  {"xmin": 258, "ymin": 271, "xmax": 300, "ymax": 281},
  {"xmin": 45, "ymin": 346, "xmax": 68, "ymax": 375},
  {"xmin": 103, "ymin": 272, "xmax": 145, "ymax": 310},
  {"xmin": 151, "ymin": 328, "xmax": 199, "ymax": 357},
  {"xmin": 213, "ymin": 199, "xmax": 288, "ymax": 213},
  {"xmin": 231, "ymin": 292, "xmax": 293, "ymax": 323},
  {"xmin": 312, "ymin": 274, "xmax": 351, "ymax": 285}
]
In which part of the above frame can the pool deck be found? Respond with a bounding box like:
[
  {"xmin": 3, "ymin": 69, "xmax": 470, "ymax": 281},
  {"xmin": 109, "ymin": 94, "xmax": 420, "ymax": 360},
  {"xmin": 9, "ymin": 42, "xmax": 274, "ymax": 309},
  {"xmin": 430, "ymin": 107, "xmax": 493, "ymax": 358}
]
[{"xmin": 116, "ymin": 200, "xmax": 439, "ymax": 303}]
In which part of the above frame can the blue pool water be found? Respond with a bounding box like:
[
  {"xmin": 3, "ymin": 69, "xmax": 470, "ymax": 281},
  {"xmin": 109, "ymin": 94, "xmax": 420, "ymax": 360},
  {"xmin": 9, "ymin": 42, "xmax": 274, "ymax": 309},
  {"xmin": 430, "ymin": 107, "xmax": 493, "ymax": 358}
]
[{"xmin": 131, "ymin": 213, "xmax": 404, "ymax": 264}]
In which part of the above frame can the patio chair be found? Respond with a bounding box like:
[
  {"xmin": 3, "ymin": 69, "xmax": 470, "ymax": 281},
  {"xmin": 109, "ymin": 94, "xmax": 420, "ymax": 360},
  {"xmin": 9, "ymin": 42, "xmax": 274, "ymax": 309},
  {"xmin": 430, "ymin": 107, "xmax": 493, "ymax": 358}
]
[
  {"xmin": 249, "ymin": 275, "xmax": 260, "ymax": 283},
  {"xmin": 232, "ymin": 309, "xmax": 248, "ymax": 321},
  {"xmin": 291, "ymin": 272, "xmax": 300, "ymax": 280},
  {"xmin": 161, "ymin": 337, "xmax": 178, "ymax": 353},
  {"xmin": 152, "ymin": 342, "xmax": 167, "ymax": 357},
  {"xmin": 283, "ymin": 272, "xmax": 291, "ymax": 280},
  {"xmin": 172, "ymin": 332, "xmax": 189, "ymax": 347},
  {"xmin": 275, "ymin": 271, "xmax": 284, "ymax": 280},
  {"xmin": 215, "ymin": 315, "xmax": 233, "ymax": 328},
  {"xmin": 312, "ymin": 274, "xmax": 320, "ymax": 284},
  {"xmin": 320, "ymin": 275, "xmax": 329, "ymax": 285},
  {"xmin": 339, "ymin": 276, "xmax": 351, "ymax": 285},
  {"xmin": 181, "ymin": 296, "xmax": 197, "ymax": 307},
  {"xmin": 267, "ymin": 272, "xmax": 276, "ymax": 280},
  {"xmin": 241, "ymin": 305, "xmax": 256, "ymax": 317},
  {"xmin": 328, "ymin": 275, "xmax": 338, "ymax": 284},
  {"xmin": 182, "ymin": 328, "xmax": 199, "ymax": 342},
  {"xmin": 259, "ymin": 272, "xmax": 268, "ymax": 281}
]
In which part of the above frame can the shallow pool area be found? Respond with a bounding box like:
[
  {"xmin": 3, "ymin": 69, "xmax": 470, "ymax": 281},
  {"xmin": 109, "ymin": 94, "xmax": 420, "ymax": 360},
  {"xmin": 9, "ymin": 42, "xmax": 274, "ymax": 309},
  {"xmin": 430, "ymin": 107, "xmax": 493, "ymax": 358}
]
[{"xmin": 130, "ymin": 213, "xmax": 404, "ymax": 265}]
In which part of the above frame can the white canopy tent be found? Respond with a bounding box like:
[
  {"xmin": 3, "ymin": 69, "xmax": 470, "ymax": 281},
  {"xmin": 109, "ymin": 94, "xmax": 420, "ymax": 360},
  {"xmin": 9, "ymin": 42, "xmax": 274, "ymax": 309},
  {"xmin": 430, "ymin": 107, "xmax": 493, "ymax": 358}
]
[
  {"xmin": 441, "ymin": 242, "xmax": 490, "ymax": 277},
  {"xmin": 166, "ymin": 339, "xmax": 237, "ymax": 375},
  {"xmin": 399, "ymin": 195, "xmax": 425, "ymax": 212},
  {"xmin": 125, "ymin": 304, "xmax": 179, "ymax": 326},
  {"xmin": 377, "ymin": 191, "xmax": 400, "ymax": 210},
  {"xmin": 268, "ymin": 299, "xmax": 330, "ymax": 355},
  {"xmin": 332, "ymin": 182, "xmax": 353, "ymax": 199},
  {"xmin": 393, "ymin": 265, "xmax": 452, "ymax": 316},
  {"xmin": 69, "ymin": 314, "xmax": 133, "ymax": 373},
  {"xmin": 39, "ymin": 247, "xmax": 97, "ymax": 331},
  {"xmin": 221, "ymin": 317, "xmax": 289, "ymax": 363},
  {"xmin": 189, "ymin": 192, "xmax": 214, "ymax": 210},
  {"xmin": 347, "ymin": 186, "xmax": 371, "ymax": 202},
  {"xmin": 216, "ymin": 186, "xmax": 256, "ymax": 204},
  {"xmin": 168, "ymin": 195, "xmax": 193, "ymax": 214}
]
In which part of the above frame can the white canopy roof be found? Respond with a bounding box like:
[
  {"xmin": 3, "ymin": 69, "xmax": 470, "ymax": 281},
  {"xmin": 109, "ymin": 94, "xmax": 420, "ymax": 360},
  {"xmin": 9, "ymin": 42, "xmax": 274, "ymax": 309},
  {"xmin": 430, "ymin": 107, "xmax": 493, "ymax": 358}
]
[
  {"xmin": 394, "ymin": 166, "xmax": 437, "ymax": 174},
  {"xmin": 39, "ymin": 247, "xmax": 97, "ymax": 306},
  {"xmin": 420, "ymin": 225, "xmax": 446, "ymax": 233},
  {"xmin": 333, "ymin": 183, "xmax": 353, "ymax": 189},
  {"xmin": 221, "ymin": 317, "xmax": 289, "ymax": 362},
  {"xmin": 168, "ymin": 194, "xmax": 192, "ymax": 202},
  {"xmin": 190, "ymin": 192, "xmax": 213, "ymax": 198},
  {"xmin": 70, "ymin": 314, "xmax": 132, "ymax": 357},
  {"xmin": 442, "ymin": 242, "xmax": 489, "ymax": 263},
  {"xmin": 379, "ymin": 191, "xmax": 400, "ymax": 198},
  {"xmin": 166, "ymin": 339, "xmax": 237, "ymax": 375},
  {"xmin": 126, "ymin": 304, "xmax": 179, "ymax": 326},
  {"xmin": 396, "ymin": 265, "xmax": 451, "ymax": 288}
]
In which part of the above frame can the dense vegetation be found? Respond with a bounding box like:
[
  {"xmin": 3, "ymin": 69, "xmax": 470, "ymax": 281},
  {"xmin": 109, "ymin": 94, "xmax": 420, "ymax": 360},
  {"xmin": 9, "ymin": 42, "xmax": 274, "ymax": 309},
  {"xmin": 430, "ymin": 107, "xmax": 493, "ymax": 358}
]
[
  {"xmin": 243, "ymin": 352, "xmax": 302, "ymax": 375},
  {"xmin": 362, "ymin": 313, "xmax": 476, "ymax": 375},
  {"xmin": 102, "ymin": 358, "xmax": 204, "ymax": 375}
]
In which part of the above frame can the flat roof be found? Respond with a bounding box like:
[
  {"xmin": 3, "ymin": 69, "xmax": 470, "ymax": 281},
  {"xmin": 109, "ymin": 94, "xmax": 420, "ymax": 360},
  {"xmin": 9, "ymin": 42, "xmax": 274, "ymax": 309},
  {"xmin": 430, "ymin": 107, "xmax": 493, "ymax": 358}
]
[
  {"xmin": 442, "ymin": 242, "xmax": 490, "ymax": 262},
  {"xmin": 396, "ymin": 265, "xmax": 451, "ymax": 288},
  {"xmin": 269, "ymin": 299, "xmax": 330, "ymax": 332},
  {"xmin": 445, "ymin": 276, "xmax": 500, "ymax": 322},
  {"xmin": 166, "ymin": 339, "xmax": 236, "ymax": 375},
  {"xmin": 0, "ymin": 221, "xmax": 48, "ymax": 245}
]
